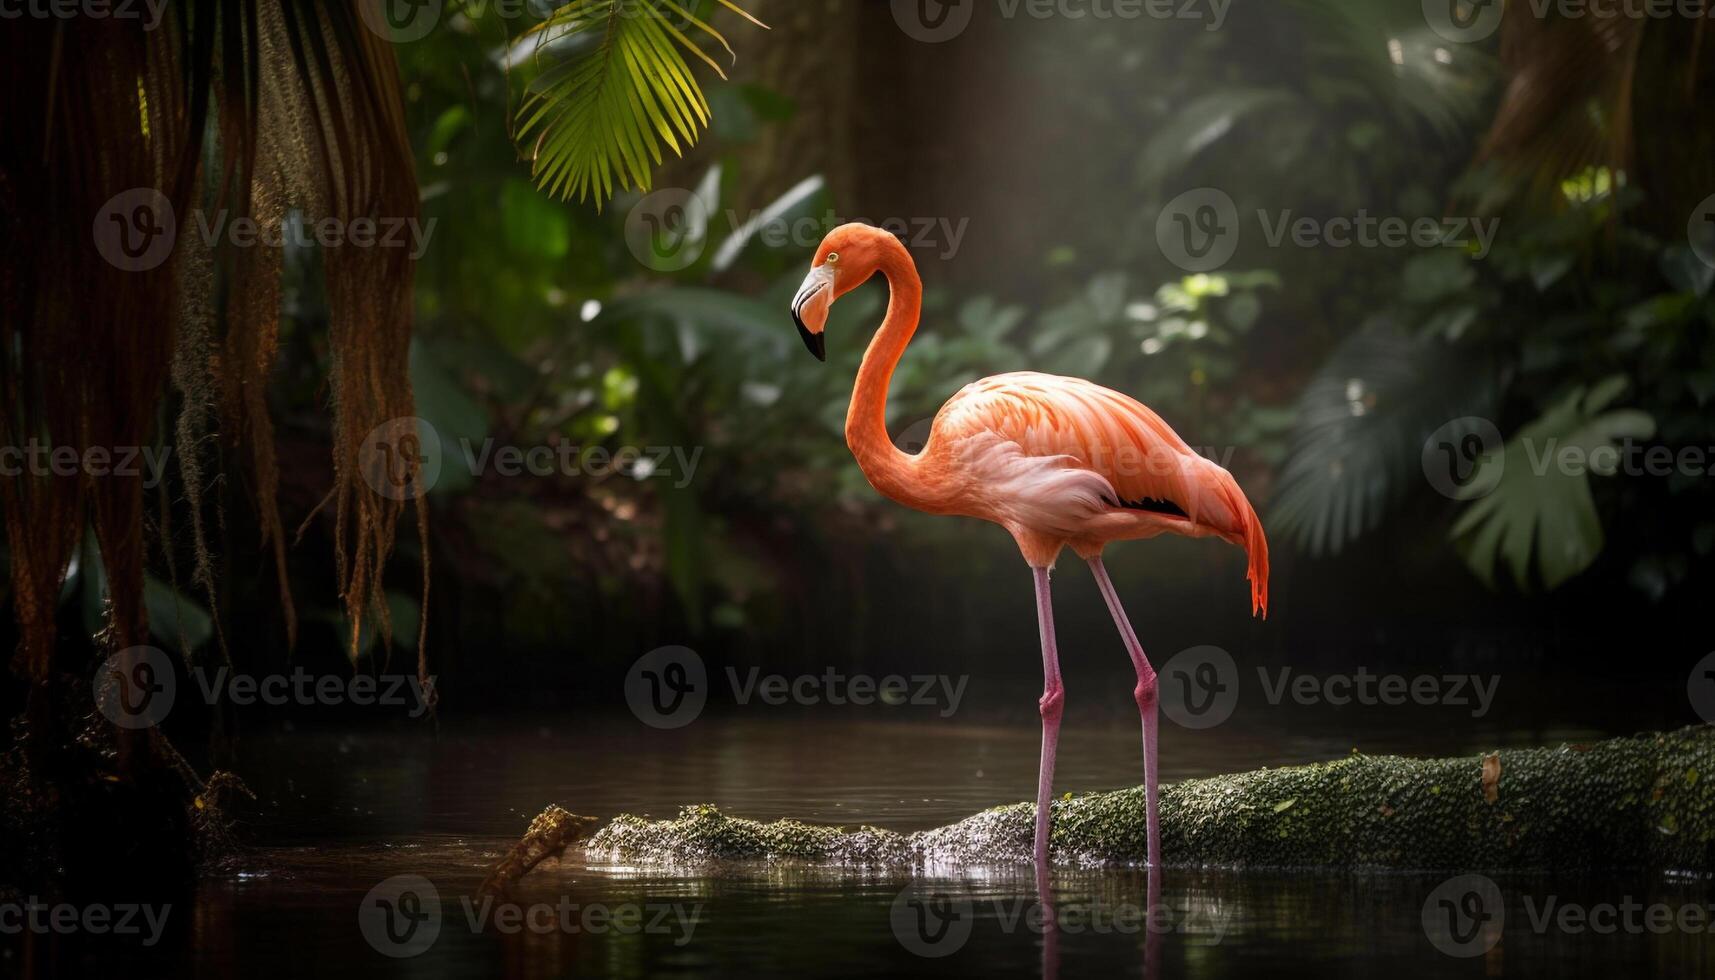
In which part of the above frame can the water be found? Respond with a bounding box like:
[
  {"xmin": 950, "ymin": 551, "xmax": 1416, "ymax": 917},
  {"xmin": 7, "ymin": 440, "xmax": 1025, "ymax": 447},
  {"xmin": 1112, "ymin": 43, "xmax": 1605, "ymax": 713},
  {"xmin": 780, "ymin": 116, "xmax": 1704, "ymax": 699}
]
[{"xmin": 10, "ymin": 693, "xmax": 1712, "ymax": 978}]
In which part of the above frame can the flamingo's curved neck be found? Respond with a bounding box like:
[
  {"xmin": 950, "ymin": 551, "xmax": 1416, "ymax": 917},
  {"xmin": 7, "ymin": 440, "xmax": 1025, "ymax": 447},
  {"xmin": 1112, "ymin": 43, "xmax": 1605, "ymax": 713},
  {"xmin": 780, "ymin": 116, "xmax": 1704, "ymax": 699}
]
[{"xmin": 845, "ymin": 242, "xmax": 938, "ymax": 510}]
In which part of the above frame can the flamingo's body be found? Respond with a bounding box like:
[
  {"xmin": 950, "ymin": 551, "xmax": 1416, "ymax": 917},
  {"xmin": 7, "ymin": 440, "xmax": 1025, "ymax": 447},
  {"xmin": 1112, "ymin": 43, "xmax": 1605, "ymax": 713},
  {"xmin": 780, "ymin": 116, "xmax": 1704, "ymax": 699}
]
[
  {"xmin": 911, "ymin": 371, "xmax": 1268, "ymax": 596},
  {"xmin": 790, "ymin": 223, "xmax": 1269, "ymax": 869}
]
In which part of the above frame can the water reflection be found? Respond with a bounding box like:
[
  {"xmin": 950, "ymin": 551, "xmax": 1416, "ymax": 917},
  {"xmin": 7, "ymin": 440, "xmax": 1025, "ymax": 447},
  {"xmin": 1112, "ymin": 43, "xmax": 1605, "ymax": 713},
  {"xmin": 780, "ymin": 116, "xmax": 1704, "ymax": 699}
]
[
  {"xmin": 19, "ymin": 835, "xmax": 1712, "ymax": 978},
  {"xmin": 23, "ymin": 705, "xmax": 1710, "ymax": 977}
]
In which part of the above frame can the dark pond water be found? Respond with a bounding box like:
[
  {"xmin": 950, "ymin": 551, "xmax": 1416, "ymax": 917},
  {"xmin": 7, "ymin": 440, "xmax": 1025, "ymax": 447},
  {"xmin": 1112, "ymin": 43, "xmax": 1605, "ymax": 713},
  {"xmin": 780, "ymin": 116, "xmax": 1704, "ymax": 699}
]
[{"xmin": 9, "ymin": 677, "xmax": 1713, "ymax": 978}]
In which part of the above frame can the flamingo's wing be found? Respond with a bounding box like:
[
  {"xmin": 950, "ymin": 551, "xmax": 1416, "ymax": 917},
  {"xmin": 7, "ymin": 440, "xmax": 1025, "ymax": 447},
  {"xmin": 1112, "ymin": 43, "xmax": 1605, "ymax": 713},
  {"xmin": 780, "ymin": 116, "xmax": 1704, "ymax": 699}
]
[{"xmin": 933, "ymin": 372, "xmax": 1269, "ymax": 615}]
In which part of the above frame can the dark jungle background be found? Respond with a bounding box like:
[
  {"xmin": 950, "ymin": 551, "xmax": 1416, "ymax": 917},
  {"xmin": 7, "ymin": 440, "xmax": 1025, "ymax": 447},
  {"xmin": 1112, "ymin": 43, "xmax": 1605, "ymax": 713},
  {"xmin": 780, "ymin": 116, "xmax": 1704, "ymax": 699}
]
[
  {"xmin": 5, "ymin": 0, "xmax": 1714, "ymax": 759},
  {"xmin": 5, "ymin": 3, "xmax": 1715, "ymax": 977}
]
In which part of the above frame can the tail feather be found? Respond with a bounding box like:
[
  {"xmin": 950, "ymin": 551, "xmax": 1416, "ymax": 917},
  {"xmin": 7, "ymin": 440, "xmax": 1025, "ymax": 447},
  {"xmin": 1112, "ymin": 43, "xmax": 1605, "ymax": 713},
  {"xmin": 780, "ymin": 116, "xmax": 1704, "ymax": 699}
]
[{"xmin": 1200, "ymin": 459, "xmax": 1270, "ymax": 618}]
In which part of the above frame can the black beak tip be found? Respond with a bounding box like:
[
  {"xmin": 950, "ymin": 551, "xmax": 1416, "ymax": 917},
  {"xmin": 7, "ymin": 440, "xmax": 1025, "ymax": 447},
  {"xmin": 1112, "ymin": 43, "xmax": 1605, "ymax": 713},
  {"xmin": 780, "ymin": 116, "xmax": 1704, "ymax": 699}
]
[{"xmin": 795, "ymin": 318, "xmax": 826, "ymax": 362}]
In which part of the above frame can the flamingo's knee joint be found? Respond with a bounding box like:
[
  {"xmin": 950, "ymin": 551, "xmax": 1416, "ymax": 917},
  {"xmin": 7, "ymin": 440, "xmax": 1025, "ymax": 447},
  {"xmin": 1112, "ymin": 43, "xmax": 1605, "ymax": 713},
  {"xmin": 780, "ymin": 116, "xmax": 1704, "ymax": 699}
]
[
  {"xmin": 1133, "ymin": 677, "xmax": 1158, "ymax": 711},
  {"xmin": 1039, "ymin": 687, "xmax": 1065, "ymax": 722}
]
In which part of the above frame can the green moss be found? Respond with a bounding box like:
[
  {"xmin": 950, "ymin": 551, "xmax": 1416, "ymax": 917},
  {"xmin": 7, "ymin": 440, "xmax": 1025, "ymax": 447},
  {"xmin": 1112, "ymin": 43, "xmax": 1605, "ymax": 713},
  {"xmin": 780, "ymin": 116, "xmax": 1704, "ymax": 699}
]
[{"xmin": 587, "ymin": 726, "xmax": 1715, "ymax": 871}]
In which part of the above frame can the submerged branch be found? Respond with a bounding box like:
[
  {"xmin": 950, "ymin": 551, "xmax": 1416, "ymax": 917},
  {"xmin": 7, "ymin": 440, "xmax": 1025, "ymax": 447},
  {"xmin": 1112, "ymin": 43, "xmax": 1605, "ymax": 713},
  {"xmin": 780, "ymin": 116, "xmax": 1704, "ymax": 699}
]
[
  {"xmin": 572, "ymin": 726, "xmax": 1715, "ymax": 872},
  {"xmin": 479, "ymin": 806, "xmax": 602, "ymax": 898}
]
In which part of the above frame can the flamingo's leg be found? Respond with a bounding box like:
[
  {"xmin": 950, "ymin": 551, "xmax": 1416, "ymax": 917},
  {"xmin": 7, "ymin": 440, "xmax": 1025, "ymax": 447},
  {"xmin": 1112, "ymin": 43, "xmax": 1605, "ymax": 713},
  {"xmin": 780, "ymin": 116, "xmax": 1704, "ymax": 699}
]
[
  {"xmin": 1087, "ymin": 556, "xmax": 1161, "ymax": 867},
  {"xmin": 1031, "ymin": 566, "xmax": 1064, "ymax": 869}
]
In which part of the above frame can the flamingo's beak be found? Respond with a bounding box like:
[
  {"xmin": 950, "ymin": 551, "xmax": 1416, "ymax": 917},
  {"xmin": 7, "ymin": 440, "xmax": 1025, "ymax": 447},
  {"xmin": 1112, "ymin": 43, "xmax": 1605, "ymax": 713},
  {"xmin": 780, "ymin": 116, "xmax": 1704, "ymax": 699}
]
[{"xmin": 790, "ymin": 263, "xmax": 834, "ymax": 362}]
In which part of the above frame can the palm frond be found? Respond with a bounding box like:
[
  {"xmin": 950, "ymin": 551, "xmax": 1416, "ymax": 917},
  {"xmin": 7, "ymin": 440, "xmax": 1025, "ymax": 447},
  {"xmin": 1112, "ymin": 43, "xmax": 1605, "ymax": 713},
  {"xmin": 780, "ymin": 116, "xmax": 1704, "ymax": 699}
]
[
  {"xmin": 515, "ymin": 0, "xmax": 765, "ymax": 208},
  {"xmin": 1270, "ymin": 320, "xmax": 1498, "ymax": 556}
]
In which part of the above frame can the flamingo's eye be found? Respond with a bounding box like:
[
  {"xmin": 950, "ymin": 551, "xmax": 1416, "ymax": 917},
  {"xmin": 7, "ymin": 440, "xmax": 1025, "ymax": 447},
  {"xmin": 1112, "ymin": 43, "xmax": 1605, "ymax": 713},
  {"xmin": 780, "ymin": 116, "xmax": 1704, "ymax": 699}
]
[{"xmin": 825, "ymin": 252, "xmax": 839, "ymax": 264}]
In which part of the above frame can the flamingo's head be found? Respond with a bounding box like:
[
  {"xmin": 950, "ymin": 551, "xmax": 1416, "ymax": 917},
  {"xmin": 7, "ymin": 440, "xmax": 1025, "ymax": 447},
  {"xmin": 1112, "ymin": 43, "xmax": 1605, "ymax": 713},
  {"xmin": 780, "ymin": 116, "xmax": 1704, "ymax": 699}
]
[{"xmin": 790, "ymin": 223, "xmax": 889, "ymax": 361}]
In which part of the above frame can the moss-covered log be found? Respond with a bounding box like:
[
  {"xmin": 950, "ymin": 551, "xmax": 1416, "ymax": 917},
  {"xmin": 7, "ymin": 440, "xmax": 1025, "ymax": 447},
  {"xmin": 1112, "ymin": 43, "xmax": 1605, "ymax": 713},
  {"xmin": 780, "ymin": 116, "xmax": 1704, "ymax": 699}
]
[{"xmin": 587, "ymin": 726, "xmax": 1715, "ymax": 871}]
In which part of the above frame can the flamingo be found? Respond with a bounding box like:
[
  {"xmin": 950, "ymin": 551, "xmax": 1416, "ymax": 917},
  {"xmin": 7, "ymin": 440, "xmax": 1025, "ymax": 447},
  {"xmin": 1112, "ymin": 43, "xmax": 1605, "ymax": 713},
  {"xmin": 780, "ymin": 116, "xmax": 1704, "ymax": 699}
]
[{"xmin": 789, "ymin": 223, "xmax": 1269, "ymax": 868}]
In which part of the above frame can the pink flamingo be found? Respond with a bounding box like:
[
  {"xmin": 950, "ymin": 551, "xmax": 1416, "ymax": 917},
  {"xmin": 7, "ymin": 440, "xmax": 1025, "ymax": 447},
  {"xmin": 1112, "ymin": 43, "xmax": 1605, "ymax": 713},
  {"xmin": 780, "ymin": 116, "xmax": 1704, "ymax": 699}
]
[{"xmin": 790, "ymin": 224, "xmax": 1269, "ymax": 868}]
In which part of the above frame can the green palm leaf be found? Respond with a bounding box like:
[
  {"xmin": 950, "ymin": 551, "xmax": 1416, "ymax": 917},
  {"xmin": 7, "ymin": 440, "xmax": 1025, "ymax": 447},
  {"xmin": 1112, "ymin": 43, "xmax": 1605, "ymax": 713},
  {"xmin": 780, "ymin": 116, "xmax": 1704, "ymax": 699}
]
[{"xmin": 515, "ymin": 0, "xmax": 765, "ymax": 208}]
